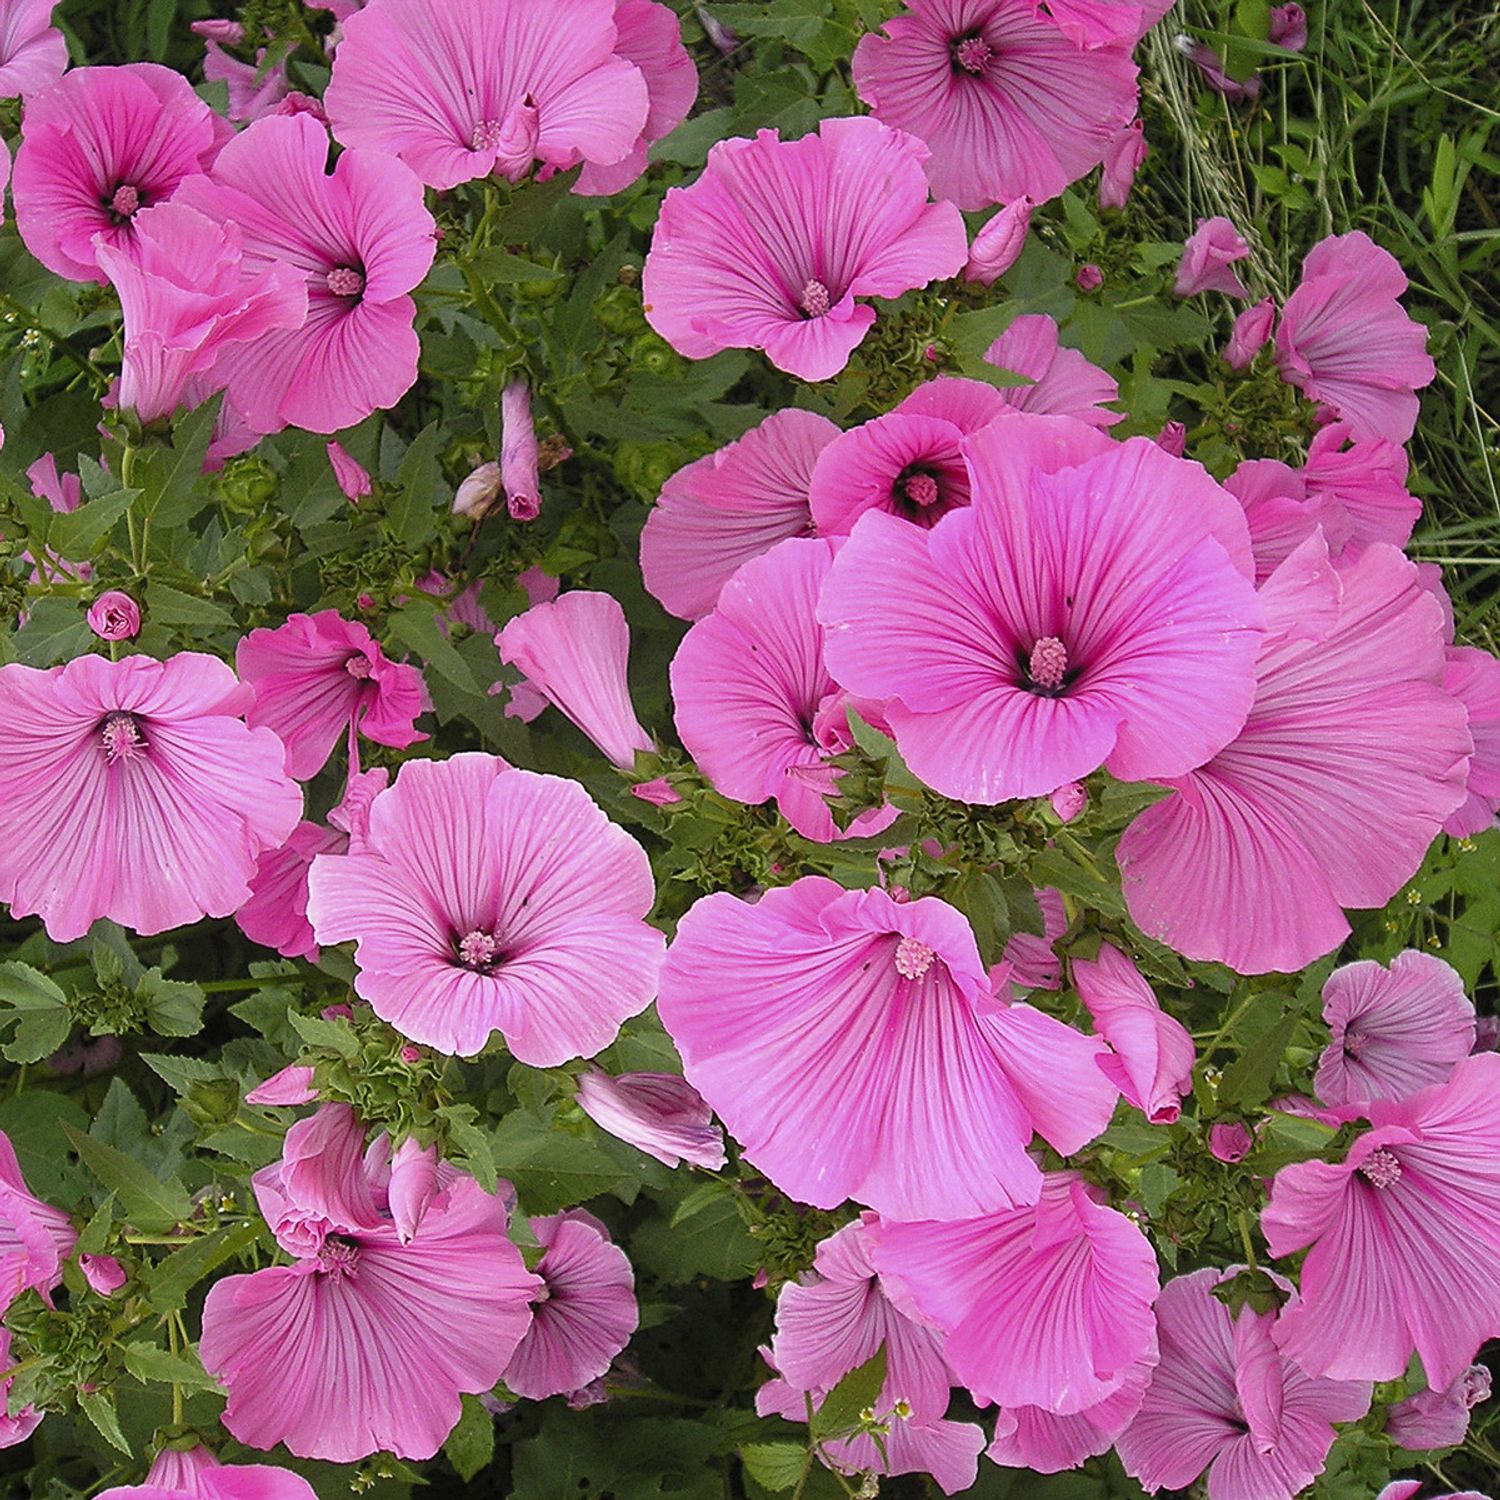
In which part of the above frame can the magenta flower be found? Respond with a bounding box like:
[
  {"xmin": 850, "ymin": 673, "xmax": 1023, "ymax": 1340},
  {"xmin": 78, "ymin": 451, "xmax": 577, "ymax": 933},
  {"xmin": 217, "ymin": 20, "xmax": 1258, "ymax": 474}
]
[
  {"xmin": 500, "ymin": 379, "xmax": 541, "ymax": 520},
  {"xmin": 1174, "ymin": 216, "xmax": 1251, "ymax": 297},
  {"xmin": 1208, "ymin": 1122, "xmax": 1254, "ymax": 1162},
  {"xmin": 1224, "ymin": 297, "xmax": 1275, "ymax": 368},
  {"xmin": 0, "ymin": 1128, "xmax": 76, "ymax": 1311},
  {"xmin": 1033, "ymin": 0, "xmax": 1176, "ymax": 47},
  {"xmin": 818, "ymin": 415, "xmax": 1263, "ymax": 803},
  {"xmin": 0, "ymin": 653, "xmax": 302, "ymax": 942},
  {"xmin": 983, "ymin": 315, "xmax": 1123, "ymax": 427},
  {"xmin": 1076, "ymin": 260, "xmax": 1104, "ymax": 291},
  {"xmin": 1276, "ymin": 231, "xmax": 1436, "ymax": 443},
  {"xmin": 1264, "ymin": 1053, "xmax": 1500, "ymax": 1387},
  {"xmin": 237, "ymin": 610, "xmax": 429, "ymax": 780},
  {"xmin": 1269, "ymin": 2, "xmax": 1308, "ymax": 50},
  {"xmin": 575, "ymin": 1069, "xmax": 725, "ymax": 1169},
  {"xmin": 201, "ymin": 1104, "xmax": 541, "ymax": 1461},
  {"xmin": 175, "ymin": 113, "xmax": 436, "ymax": 435},
  {"xmin": 643, "ymin": 409, "xmax": 837, "ymax": 621},
  {"xmin": 997, "ymin": 886, "xmax": 1066, "ymax": 994},
  {"xmin": 1073, "ymin": 942, "xmax": 1195, "ymax": 1124},
  {"xmin": 807, "ymin": 377, "xmax": 1008, "ymax": 535},
  {"xmin": 964, "ymin": 196, "xmax": 1032, "ymax": 284},
  {"xmin": 497, "ymin": 591, "xmax": 653, "ymax": 769},
  {"xmin": 1386, "ymin": 1366, "xmax": 1491, "ymax": 1452},
  {"xmin": 1154, "ymin": 420, "xmax": 1187, "ymax": 456},
  {"xmin": 87, "ymin": 591, "xmax": 141, "ymax": 641},
  {"xmin": 1316, "ymin": 951, "xmax": 1475, "ymax": 1109},
  {"xmin": 13, "ymin": 63, "xmax": 228, "ymax": 283},
  {"xmin": 1379, "ymin": 1487, "xmax": 1491, "ymax": 1500},
  {"xmin": 988, "ymin": 1357, "xmax": 1153, "ymax": 1474},
  {"xmin": 1098, "ymin": 117, "xmax": 1146, "ymax": 209},
  {"xmin": 0, "ymin": 0, "xmax": 65, "ymax": 99},
  {"xmin": 94, "ymin": 201, "xmax": 308, "ymax": 425},
  {"xmin": 852, "ymin": 0, "xmax": 1140, "ymax": 210},
  {"xmin": 672, "ymin": 539, "xmax": 900, "ymax": 843},
  {"xmin": 642, "ymin": 116, "xmax": 967, "ymax": 381},
  {"xmin": 0, "ymin": 1330, "xmax": 41, "ymax": 1449},
  {"xmin": 326, "ymin": 440, "xmax": 371, "ymax": 501},
  {"xmin": 244, "ymin": 1064, "xmax": 318, "ymax": 1107},
  {"xmin": 79, "ymin": 1252, "xmax": 127, "ymax": 1297},
  {"xmin": 502, "ymin": 1210, "xmax": 638, "ymax": 1399},
  {"xmin": 1115, "ymin": 1268, "xmax": 1372, "ymax": 1500},
  {"xmin": 1118, "ymin": 535, "xmax": 1470, "ymax": 975},
  {"xmin": 96, "ymin": 1444, "xmax": 317, "ymax": 1500},
  {"xmin": 236, "ymin": 821, "xmax": 347, "ymax": 962},
  {"xmin": 203, "ymin": 42, "xmax": 292, "ymax": 123},
  {"xmin": 306, "ymin": 754, "xmax": 664, "ymax": 1062},
  {"xmin": 323, "ymin": 0, "xmax": 649, "ymax": 191},
  {"xmin": 1443, "ymin": 644, "xmax": 1500, "ymax": 836},
  {"xmin": 868, "ymin": 1175, "xmax": 1159, "ymax": 1414},
  {"xmin": 657, "ymin": 877, "xmax": 1116, "ymax": 1220}
]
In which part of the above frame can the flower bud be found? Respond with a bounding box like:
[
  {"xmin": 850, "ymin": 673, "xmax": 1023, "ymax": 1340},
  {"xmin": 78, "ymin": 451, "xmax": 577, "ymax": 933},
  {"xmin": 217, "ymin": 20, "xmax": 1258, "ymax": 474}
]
[
  {"xmin": 87, "ymin": 591, "xmax": 141, "ymax": 641},
  {"xmin": 964, "ymin": 198, "xmax": 1032, "ymax": 286},
  {"xmin": 1223, "ymin": 297, "xmax": 1276, "ymax": 370},
  {"xmin": 388, "ymin": 1137, "xmax": 440, "ymax": 1245}
]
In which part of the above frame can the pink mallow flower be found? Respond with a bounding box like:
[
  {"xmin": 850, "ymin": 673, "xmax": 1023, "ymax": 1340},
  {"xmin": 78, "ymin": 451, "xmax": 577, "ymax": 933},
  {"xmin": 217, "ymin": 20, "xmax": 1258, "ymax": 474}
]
[
  {"xmin": 656, "ymin": 877, "xmax": 1117, "ymax": 1221},
  {"xmin": 1208, "ymin": 1121, "xmax": 1254, "ymax": 1162},
  {"xmin": 983, "ymin": 315, "xmax": 1123, "ymax": 427},
  {"xmin": 1276, "ymin": 231, "xmax": 1436, "ymax": 444},
  {"xmin": 236, "ymin": 821, "xmax": 347, "ymax": 962},
  {"xmin": 1118, "ymin": 533, "xmax": 1470, "ymax": 975},
  {"xmin": 1174, "ymin": 216, "xmax": 1251, "ymax": 297},
  {"xmin": 1263, "ymin": 1052, "xmax": 1500, "ymax": 1388},
  {"xmin": 0, "ymin": 1128, "xmax": 77, "ymax": 1311},
  {"xmin": 326, "ymin": 441, "xmax": 371, "ymax": 501},
  {"xmin": 575, "ymin": 1068, "xmax": 726, "ymax": 1170},
  {"xmin": 1225, "ymin": 297, "xmax": 1275, "ymax": 368},
  {"xmin": 244, "ymin": 1064, "xmax": 319, "ymax": 1107},
  {"xmin": 868, "ymin": 1174, "xmax": 1159, "ymax": 1416},
  {"xmin": 1073, "ymin": 943, "xmax": 1195, "ymax": 1123},
  {"xmin": 818, "ymin": 413, "xmax": 1263, "ymax": 804},
  {"xmin": 1316, "ymin": 950, "xmax": 1475, "ymax": 1109},
  {"xmin": 1097, "ymin": 118, "xmax": 1146, "ymax": 209},
  {"xmin": 79, "ymin": 1253, "xmax": 127, "ymax": 1298},
  {"xmin": 671, "ymin": 538, "xmax": 900, "ymax": 844},
  {"xmin": 203, "ymin": 42, "xmax": 291, "ymax": 124},
  {"xmin": 237, "ymin": 610, "xmax": 429, "ymax": 780},
  {"xmin": 306, "ymin": 753, "xmax": 664, "ymax": 1062},
  {"xmin": 0, "ymin": 653, "xmax": 302, "ymax": 942},
  {"xmin": 1270, "ymin": 2, "xmax": 1307, "ymax": 50},
  {"xmin": 97, "ymin": 1443, "xmax": 317, "ymax": 1500},
  {"xmin": 1031, "ymin": 0, "xmax": 1176, "ymax": 48},
  {"xmin": 201, "ymin": 1103, "xmax": 541, "ymax": 1461},
  {"xmin": 502, "ymin": 1210, "xmax": 638, "ymax": 1399},
  {"xmin": 497, "ymin": 591, "xmax": 653, "ymax": 769},
  {"xmin": 0, "ymin": 1329, "xmax": 41, "ymax": 1448},
  {"xmin": 1443, "ymin": 643, "xmax": 1500, "ymax": 837},
  {"xmin": 852, "ymin": 0, "xmax": 1140, "ymax": 210},
  {"xmin": 0, "ymin": 0, "xmax": 66, "ymax": 99},
  {"xmin": 642, "ymin": 116, "xmax": 967, "ymax": 382},
  {"xmin": 1386, "ymin": 1365, "xmax": 1491, "ymax": 1452},
  {"xmin": 965, "ymin": 197, "xmax": 1032, "ymax": 285},
  {"xmin": 643, "ymin": 409, "xmax": 837, "ymax": 621},
  {"xmin": 13, "ymin": 63, "xmax": 227, "ymax": 284},
  {"xmin": 323, "ymin": 0, "xmax": 649, "ymax": 191},
  {"xmin": 87, "ymin": 591, "xmax": 141, "ymax": 641},
  {"xmin": 500, "ymin": 379, "xmax": 541, "ymax": 520},
  {"xmin": 1115, "ymin": 1267, "xmax": 1372, "ymax": 1500},
  {"xmin": 997, "ymin": 886, "xmax": 1067, "ymax": 994},
  {"xmin": 94, "ymin": 201, "xmax": 308, "ymax": 425},
  {"xmin": 175, "ymin": 113, "xmax": 436, "ymax": 436}
]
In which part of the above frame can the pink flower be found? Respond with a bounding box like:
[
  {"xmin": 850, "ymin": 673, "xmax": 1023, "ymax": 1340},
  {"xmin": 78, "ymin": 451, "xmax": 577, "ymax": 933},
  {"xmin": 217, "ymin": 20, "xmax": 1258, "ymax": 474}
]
[
  {"xmin": 97, "ymin": 1443, "xmax": 318, "ymax": 1500},
  {"xmin": 79, "ymin": 1252, "xmax": 127, "ymax": 1298},
  {"xmin": 87, "ymin": 591, "xmax": 141, "ymax": 641},
  {"xmin": 13, "ymin": 63, "xmax": 227, "ymax": 283},
  {"xmin": 1386, "ymin": 1365, "xmax": 1491, "ymax": 1452},
  {"xmin": 306, "ymin": 754, "xmax": 664, "ymax": 1061},
  {"xmin": 244, "ymin": 1064, "xmax": 319, "ymax": 1106},
  {"xmin": 26, "ymin": 452, "xmax": 80, "ymax": 513},
  {"xmin": 964, "ymin": 197, "xmax": 1032, "ymax": 284},
  {"xmin": 642, "ymin": 405, "xmax": 840, "ymax": 621},
  {"xmin": 818, "ymin": 416, "xmax": 1262, "ymax": 803},
  {"xmin": 452, "ymin": 461, "xmax": 503, "ymax": 520},
  {"xmin": 1075, "ymin": 261, "xmax": 1103, "ymax": 291},
  {"xmin": 1442, "ymin": 645, "xmax": 1500, "ymax": 837},
  {"xmin": 201, "ymin": 1104, "xmax": 541, "ymax": 1461},
  {"xmin": 808, "ymin": 377, "xmax": 1008, "ymax": 535},
  {"xmin": 501, "ymin": 379, "xmax": 541, "ymax": 521},
  {"xmin": 497, "ymin": 591, "xmax": 653, "ymax": 769},
  {"xmin": 575, "ymin": 1068, "xmax": 726, "ymax": 1169},
  {"xmin": 852, "ymin": 0, "xmax": 1140, "ymax": 209},
  {"xmin": 983, "ymin": 315, "xmax": 1123, "ymax": 426},
  {"xmin": 1378, "ymin": 1487, "xmax": 1491, "ymax": 1500},
  {"xmin": 203, "ymin": 43, "xmax": 292, "ymax": 123},
  {"xmin": 0, "ymin": 653, "xmax": 302, "ymax": 941},
  {"xmin": 175, "ymin": 113, "xmax": 436, "ymax": 435},
  {"xmin": 1032, "ymin": 0, "xmax": 1176, "ymax": 47},
  {"xmin": 1269, "ymin": 2, "xmax": 1307, "ymax": 50},
  {"xmin": 1073, "ymin": 943, "xmax": 1195, "ymax": 1123},
  {"xmin": 326, "ymin": 440, "xmax": 371, "ymax": 501},
  {"xmin": 1115, "ymin": 1268, "xmax": 1372, "ymax": 1500},
  {"xmin": 0, "ymin": 0, "xmax": 65, "ymax": 99},
  {"xmin": 1049, "ymin": 781, "xmax": 1087, "ymax": 821},
  {"xmin": 1178, "ymin": 37, "xmax": 1261, "ymax": 101},
  {"xmin": 868, "ymin": 1175, "xmax": 1159, "ymax": 1414},
  {"xmin": 1276, "ymin": 231, "xmax": 1436, "ymax": 443},
  {"xmin": 237, "ymin": 610, "xmax": 428, "ymax": 780},
  {"xmin": 575, "ymin": 0, "xmax": 698, "ymax": 196},
  {"xmin": 0, "ymin": 1329, "xmax": 42, "ymax": 1449},
  {"xmin": 94, "ymin": 201, "xmax": 308, "ymax": 425},
  {"xmin": 1264, "ymin": 1052, "xmax": 1500, "ymax": 1387},
  {"xmin": 323, "ymin": 0, "xmax": 649, "ymax": 191},
  {"xmin": 0, "ymin": 1128, "xmax": 77, "ymax": 1310},
  {"xmin": 1224, "ymin": 297, "xmax": 1275, "ymax": 368},
  {"xmin": 1316, "ymin": 951, "xmax": 1475, "ymax": 1109},
  {"xmin": 190, "ymin": 19, "xmax": 246, "ymax": 41},
  {"xmin": 656, "ymin": 877, "xmax": 1116, "ymax": 1220},
  {"xmin": 1098, "ymin": 118, "xmax": 1146, "ymax": 209},
  {"xmin": 236, "ymin": 821, "xmax": 347, "ymax": 961},
  {"xmin": 503, "ymin": 1210, "xmax": 638, "ymax": 1399},
  {"xmin": 987, "ymin": 1357, "xmax": 1153, "ymax": 1474},
  {"xmin": 672, "ymin": 538, "xmax": 900, "ymax": 843},
  {"xmin": 628, "ymin": 776, "xmax": 680, "ymax": 807},
  {"xmin": 1118, "ymin": 534, "xmax": 1470, "ymax": 974},
  {"xmin": 1174, "ymin": 216, "xmax": 1251, "ymax": 297},
  {"xmin": 642, "ymin": 116, "xmax": 967, "ymax": 381},
  {"xmin": 999, "ymin": 886, "xmax": 1067, "ymax": 994},
  {"xmin": 1208, "ymin": 1121, "xmax": 1253, "ymax": 1162},
  {"xmin": 1154, "ymin": 420, "xmax": 1187, "ymax": 456}
]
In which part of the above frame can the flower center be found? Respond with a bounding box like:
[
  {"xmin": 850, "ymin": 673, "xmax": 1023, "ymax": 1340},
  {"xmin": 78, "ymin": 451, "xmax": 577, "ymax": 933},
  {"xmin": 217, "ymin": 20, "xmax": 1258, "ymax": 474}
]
[
  {"xmin": 318, "ymin": 1234, "xmax": 360, "ymax": 1281},
  {"xmin": 903, "ymin": 472, "xmax": 941, "ymax": 509},
  {"xmin": 99, "ymin": 711, "xmax": 147, "ymax": 764},
  {"xmin": 457, "ymin": 929, "xmax": 501, "ymax": 973},
  {"xmin": 1027, "ymin": 636, "xmax": 1070, "ymax": 693},
  {"xmin": 344, "ymin": 652, "xmax": 373, "ymax": 680},
  {"xmin": 325, "ymin": 266, "xmax": 365, "ymax": 298},
  {"xmin": 799, "ymin": 279, "xmax": 832, "ymax": 319},
  {"xmin": 109, "ymin": 184, "xmax": 141, "ymax": 220},
  {"xmin": 1342, "ymin": 1030, "xmax": 1366, "ymax": 1059},
  {"xmin": 894, "ymin": 936, "xmax": 936, "ymax": 980},
  {"xmin": 470, "ymin": 118, "xmax": 505, "ymax": 152},
  {"xmin": 953, "ymin": 34, "xmax": 993, "ymax": 74},
  {"xmin": 1359, "ymin": 1147, "xmax": 1402, "ymax": 1190}
]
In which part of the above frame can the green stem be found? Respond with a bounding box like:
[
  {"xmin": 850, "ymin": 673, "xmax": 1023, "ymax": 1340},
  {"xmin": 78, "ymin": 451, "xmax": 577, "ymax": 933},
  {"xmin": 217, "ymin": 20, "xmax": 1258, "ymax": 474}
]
[
  {"xmin": 0, "ymin": 293, "xmax": 108, "ymax": 391},
  {"xmin": 1236, "ymin": 1209, "xmax": 1259, "ymax": 1272}
]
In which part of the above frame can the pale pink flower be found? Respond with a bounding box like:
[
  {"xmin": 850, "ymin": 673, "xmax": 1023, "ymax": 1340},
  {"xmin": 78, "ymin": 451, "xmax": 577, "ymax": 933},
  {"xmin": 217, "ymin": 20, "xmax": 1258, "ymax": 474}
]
[
  {"xmin": 203, "ymin": 43, "xmax": 292, "ymax": 123},
  {"xmin": 244, "ymin": 1064, "xmax": 318, "ymax": 1106},
  {"xmin": 0, "ymin": 1128, "xmax": 77, "ymax": 1310},
  {"xmin": 575, "ymin": 1068, "xmax": 726, "ymax": 1170},
  {"xmin": 0, "ymin": 1329, "xmax": 41, "ymax": 1448},
  {"xmin": 1442, "ymin": 645, "xmax": 1500, "ymax": 837},
  {"xmin": 0, "ymin": 0, "xmax": 66, "ymax": 99},
  {"xmin": 236, "ymin": 821, "xmax": 347, "ymax": 961},
  {"xmin": 501, "ymin": 379, "xmax": 540, "ymax": 521},
  {"xmin": 643, "ymin": 116, "xmax": 967, "ymax": 381},
  {"xmin": 306, "ymin": 754, "xmax": 664, "ymax": 1062},
  {"xmin": 1224, "ymin": 297, "xmax": 1275, "ymax": 368},
  {"xmin": 1175, "ymin": 216, "xmax": 1250, "ymax": 297},
  {"xmin": 987, "ymin": 1355, "xmax": 1154, "ymax": 1474},
  {"xmin": 326, "ymin": 440, "xmax": 371, "ymax": 501},
  {"xmin": 1386, "ymin": 1365, "xmax": 1491, "ymax": 1452},
  {"xmin": 852, "ymin": 0, "xmax": 1140, "ymax": 209},
  {"xmin": 656, "ymin": 877, "xmax": 1116, "ymax": 1220},
  {"xmin": 1098, "ymin": 118, "xmax": 1146, "ymax": 209},
  {"xmin": 984, "ymin": 315, "xmax": 1123, "ymax": 426},
  {"xmin": 0, "ymin": 653, "xmax": 302, "ymax": 941},
  {"xmin": 97, "ymin": 1443, "xmax": 318, "ymax": 1499},
  {"xmin": 1208, "ymin": 1121, "xmax": 1253, "ymax": 1162},
  {"xmin": 964, "ymin": 197, "xmax": 1032, "ymax": 284},
  {"xmin": 497, "ymin": 591, "xmax": 653, "ymax": 769},
  {"xmin": 87, "ymin": 591, "xmax": 141, "ymax": 641},
  {"xmin": 1032, "ymin": 0, "xmax": 1176, "ymax": 47},
  {"xmin": 79, "ymin": 1252, "xmax": 127, "ymax": 1298}
]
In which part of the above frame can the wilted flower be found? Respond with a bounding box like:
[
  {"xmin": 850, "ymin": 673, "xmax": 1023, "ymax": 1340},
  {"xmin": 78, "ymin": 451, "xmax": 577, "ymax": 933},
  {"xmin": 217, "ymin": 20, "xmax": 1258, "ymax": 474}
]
[{"xmin": 1175, "ymin": 216, "xmax": 1251, "ymax": 297}]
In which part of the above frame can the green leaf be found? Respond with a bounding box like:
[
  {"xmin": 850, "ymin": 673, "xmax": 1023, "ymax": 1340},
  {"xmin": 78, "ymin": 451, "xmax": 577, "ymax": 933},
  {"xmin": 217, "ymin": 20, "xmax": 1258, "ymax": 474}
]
[
  {"xmin": 79, "ymin": 1388, "xmax": 132, "ymax": 1455},
  {"xmin": 468, "ymin": 248, "xmax": 563, "ymax": 285},
  {"xmin": 389, "ymin": 600, "xmax": 482, "ymax": 697},
  {"xmin": 444, "ymin": 1393, "xmax": 496, "ymax": 1482},
  {"xmin": 633, "ymin": 1191, "xmax": 758, "ymax": 1283},
  {"xmin": 136, "ymin": 394, "xmax": 223, "ymax": 528},
  {"xmin": 3, "ymin": 1005, "xmax": 71, "ymax": 1064},
  {"xmin": 811, "ymin": 1349, "xmax": 887, "ymax": 1441},
  {"xmin": 45, "ymin": 488, "xmax": 135, "ymax": 559},
  {"xmin": 13, "ymin": 596, "xmax": 93, "ymax": 667},
  {"xmin": 287, "ymin": 1008, "xmax": 361, "ymax": 1059},
  {"xmin": 740, "ymin": 1443, "xmax": 808, "ymax": 1492},
  {"xmin": 386, "ymin": 420, "xmax": 441, "ymax": 547},
  {"xmin": 438, "ymin": 1104, "xmax": 498, "ymax": 1194},
  {"xmin": 0, "ymin": 960, "xmax": 67, "ymax": 1010},
  {"xmin": 140, "ymin": 1052, "xmax": 223, "ymax": 1095},
  {"xmin": 0, "ymin": 1091, "xmax": 90, "ymax": 1204},
  {"xmin": 1218, "ymin": 1003, "xmax": 1297, "ymax": 1111},
  {"xmin": 145, "ymin": 583, "xmax": 237, "ymax": 630},
  {"xmin": 138, "ymin": 969, "xmax": 206, "ymax": 1038},
  {"xmin": 64, "ymin": 1124, "xmax": 194, "ymax": 1232},
  {"xmin": 122, "ymin": 1341, "xmax": 222, "ymax": 1394},
  {"xmin": 491, "ymin": 1108, "xmax": 640, "ymax": 1214},
  {"xmin": 143, "ymin": 1222, "xmax": 264, "ymax": 1313}
]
